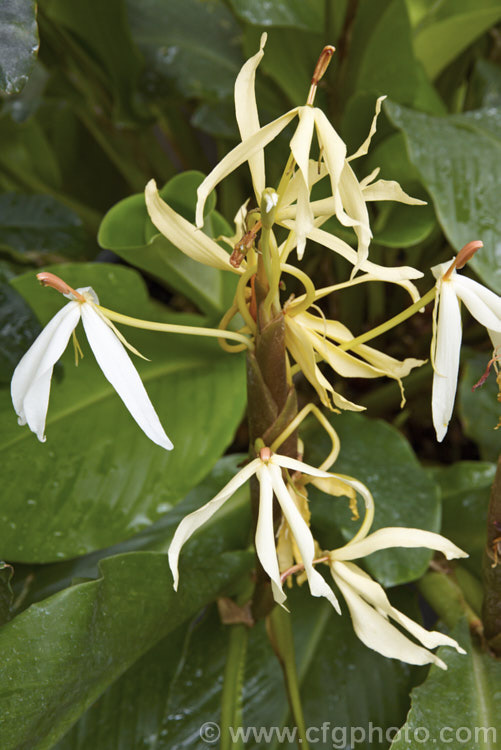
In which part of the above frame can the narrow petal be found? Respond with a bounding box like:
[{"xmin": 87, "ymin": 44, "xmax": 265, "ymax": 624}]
[
  {"xmin": 313, "ymin": 108, "xmax": 347, "ymax": 196},
  {"xmin": 289, "ymin": 106, "xmax": 315, "ymax": 187},
  {"xmin": 145, "ymin": 180, "xmax": 238, "ymax": 273},
  {"xmin": 234, "ymin": 33, "xmax": 267, "ymax": 198},
  {"xmin": 348, "ymin": 96, "xmax": 386, "ymax": 161},
  {"xmin": 195, "ymin": 109, "xmax": 299, "ymax": 227},
  {"xmin": 168, "ymin": 458, "xmax": 260, "ymax": 589},
  {"xmin": 300, "ymin": 226, "xmax": 423, "ymax": 281},
  {"xmin": 338, "ymin": 163, "xmax": 372, "ymax": 270},
  {"xmin": 80, "ymin": 304, "xmax": 173, "ymax": 451},
  {"xmin": 454, "ymin": 276, "xmax": 501, "ymax": 331},
  {"xmin": 255, "ymin": 465, "xmax": 287, "ymax": 606},
  {"xmin": 333, "ymin": 562, "xmax": 465, "ymax": 654},
  {"xmin": 270, "ymin": 464, "xmax": 341, "ymax": 612},
  {"xmin": 331, "ymin": 526, "xmax": 467, "ymax": 562},
  {"xmin": 331, "ymin": 564, "xmax": 448, "ymax": 668},
  {"xmin": 432, "ymin": 281, "xmax": 462, "ymax": 442},
  {"xmin": 292, "ymin": 175, "xmax": 314, "ymax": 260},
  {"xmin": 362, "ymin": 178, "xmax": 427, "ymax": 205},
  {"xmin": 11, "ymin": 301, "xmax": 81, "ymax": 441}
]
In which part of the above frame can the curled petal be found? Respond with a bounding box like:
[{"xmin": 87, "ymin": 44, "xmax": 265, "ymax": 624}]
[
  {"xmin": 145, "ymin": 180, "xmax": 237, "ymax": 272},
  {"xmin": 331, "ymin": 526, "xmax": 467, "ymax": 562},
  {"xmin": 348, "ymin": 96, "xmax": 386, "ymax": 162},
  {"xmin": 234, "ymin": 33, "xmax": 267, "ymax": 198},
  {"xmin": 454, "ymin": 276, "xmax": 501, "ymax": 331},
  {"xmin": 11, "ymin": 301, "xmax": 81, "ymax": 441},
  {"xmin": 269, "ymin": 464, "xmax": 340, "ymax": 612},
  {"xmin": 255, "ymin": 464, "xmax": 287, "ymax": 606},
  {"xmin": 80, "ymin": 304, "xmax": 173, "ymax": 452},
  {"xmin": 168, "ymin": 459, "xmax": 261, "ymax": 589},
  {"xmin": 362, "ymin": 178, "xmax": 427, "ymax": 205},
  {"xmin": 195, "ymin": 109, "xmax": 299, "ymax": 228}
]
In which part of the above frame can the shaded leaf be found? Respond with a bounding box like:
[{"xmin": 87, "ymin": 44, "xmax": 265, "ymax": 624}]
[
  {"xmin": 459, "ymin": 351, "xmax": 501, "ymax": 462},
  {"xmin": 391, "ymin": 620, "xmax": 501, "ymax": 749},
  {"xmin": 430, "ymin": 460, "xmax": 494, "ymax": 575},
  {"xmin": 413, "ymin": 0, "xmax": 501, "ymax": 79},
  {"xmin": 0, "ymin": 281, "xmax": 41, "ymax": 384},
  {"xmin": 386, "ymin": 101, "xmax": 501, "ymax": 293},
  {"xmin": 1, "ymin": 263, "xmax": 245, "ymax": 562},
  {"xmin": 0, "ymin": 193, "xmax": 91, "ymax": 264},
  {"xmin": 0, "ymin": 0, "xmax": 38, "ymax": 95},
  {"xmin": 0, "ymin": 562, "xmax": 14, "ymax": 625},
  {"xmin": 230, "ymin": 0, "xmax": 324, "ymax": 32}
]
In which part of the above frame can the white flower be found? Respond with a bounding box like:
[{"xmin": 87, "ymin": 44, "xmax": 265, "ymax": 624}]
[
  {"xmin": 431, "ymin": 252, "xmax": 501, "ymax": 441},
  {"xmin": 11, "ymin": 274, "xmax": 173, "ymax": 450},
  {"xmin": 169, "ymin": 449, "xmax": 369, "ymax": 610},
  {"xmin": 329, "ymin": 527, "xmax": 468, "ymax": 668}
]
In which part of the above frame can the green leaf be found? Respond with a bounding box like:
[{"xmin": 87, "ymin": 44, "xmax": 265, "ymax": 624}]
[
  {"xmin": 0, "ymin": 281, "xmax": 41, "ymax": 384},
  {"xmin": 0, "ymin": 113, "xmax": 61, "ymax": 191},
  {"xmin": 391, "ymin": 620, "xmax": 501, "ymax": 749},
  {"xmin": 413, "ymin": 0, "xmax": 501, "ymax": 80},
  {"xmin": 0, "ymin": 548, "xmax": 252, "ymax": 750},
  {"xmin": 469, "ymin": 58, "xmax": 501, "ymax": 110},
  {"xmin": 345, "ymin": 0, "xmax": 419, "ymax": 103},
  {"xmin": 0, "ymin": 193, "xmax": 91, "ymax": 264},
  {"xmin": 0, "ymin": 0, "xmax": 38, "ymax": 95},
  {"xmin": 230, "ymin": 0, "xmax": 324, "ymax": 32},
  {"xmin": 303, "ymin": 412, "xmax": 440, "ymax": 586},
  {"xmin": 43, "ymin": 0, "xmax": 145, "ymax": 123},
  {"xmin": 459, "ymin": 352, "xmax": 501, "ymax": 461},
  {"xmin": 126, "ymin": 0, "xmax": 243, "ymax": 102},
  {"xmin": 0, "ymin": 561, "xmax": 14, "ymax": 625},
  {"xmin": 53, "ymin": 586, "xmax": 419, "ymax": 750},
  {"xmin": 98, "ymin": 172, "xmax": 237, "ymax": 317},
  {"xmin": 2, "ymin": 263, "xmax": 246, "ymax": 562},
  {"xmin": 386, "ymin": 101, "xmax": 501, "ymax": 293},
  {"xmin": 430, "ymin": 461, "xmax": 494, "ymax": 574}
]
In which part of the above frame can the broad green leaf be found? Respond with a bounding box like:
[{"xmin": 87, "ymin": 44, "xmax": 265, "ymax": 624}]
[
  {"xmin": 430, "ymin": 461, "xmax": 494, "ymax": 575},
  {"xmin": 0, "ymin": 113, "xmax": 61, "ymax": 191},
  {"xmin": 0, "ymin": 549, "xmax": 252, "ymax": 750},
  {"xmin": 2, "ymin": 263, "xmax": 245, "ymax": 562},
  {"xmin": 391, "ymin": 620, "xmax": 501, "ymax": 749},
  {"xmin": 0, "ymin": 562, "xmax": 14, "ymax": 625},
  {"xmin": 0, "ymin": 281, "xmax": 41, "ymax": 384},
  {"xmin": 0, "ymin": 0, "xmax": 38, "ymax": 95},
  {"xmin": 54, "ymin": 586, "xmax": 419, "ymax": 750},
  {"xmin": 0, "ymin": 193, "xmax": 91, "ymax": 264},
  {"xmin": 386, "ymin": 101, "xmax": 501, "ymax": 293},
  {"xmin": 413, "ymin": 0, "xmax": 501, "ymax": 79},
  {"xmin": 43, "ymin": 0, "xmax": 145, "ymax": 123},
  {"xmin": 345, "ymin": 0, "xmax": 419, "ymax": 105},
  {"xmin": 230, "ymin": 0, "xmax": 324, "ymax": 32},
  {"xmin": 459, "ymin": 352, "xmax": 501, "ymax": 462},
  {"xmin": 126, "ymin": 0, "xmax": 242, "ymax": 102},
  {"xmin": 98, "ymin": 172, "xmax": 236, "ymax": 318},
  {"xmin": 469, "ymin": 59, "xmax": 501, "ymax": 109},
  {"xmin": 365, "ymin": 131, "xmax": 436, "ymax": 248},
  {"xmin": 303, "ymin": 412, "xmax": 440, "ymax": 587}
]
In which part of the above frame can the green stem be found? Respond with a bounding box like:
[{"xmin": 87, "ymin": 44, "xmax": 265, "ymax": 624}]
[
  {"xmin": 338, "ymin": 286, "xmax": 436, "ymax": 352},
  {"xmin": 220, "ymin": 624, "xmax": 248, "ymax": 750},
  {"xmin": 267, "ymin": 606, "xmax": 310, "ymax": 750},
  {"xmin": 418, "ymin": 569, "xmax": 482, "ymax": 631}
]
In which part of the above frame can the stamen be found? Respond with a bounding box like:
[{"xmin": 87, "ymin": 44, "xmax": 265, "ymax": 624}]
[
  {"xmin": 443, "ymin": 240, "xmax": 483, "ymax": 280},
  {"xmin": 307, "ymin": 45, "xmax": 335, "ymax": 106},
  {"xmin": 231, "ymin": 221, "xmax": 262, "ymax": 268},
  {"xmin": 280, "ymin": 556, "xmax": 329, "ymax": 584},
  {"xmin": 37, "ymin": 272, "xmax": 86, "ymax": 302}
]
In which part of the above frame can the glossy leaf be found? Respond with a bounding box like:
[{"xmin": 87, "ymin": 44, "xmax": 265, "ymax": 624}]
[
  {"xmin": 459, "ymin": 352, "xmax": 501, "ymax": 462},
  {"xmin": 0, "ymin": 0, "xmax": 38, "ymax": 95},
  {"xmin": 98, "ymin": 171, "xmax": 236, "ymax": 317},
  {"xmin": 2, "ymin": 263, "xmax": 245, "ymax": 562},
  {"xmin": 430, "ymin": 461, "xmax": 494, "ymax": 575},
  {"xmin": 0, "ymin": 113, "xmax": 61, "ymax": 191},
  {"xmin": 53, "ymin": 585, "xmax": 418, "ymax": 750},
  {"xmin": 43, "ymin": 0, "xmax": 145, "ymax": 123},
  {"xmin": 391, "ymin": 620, "xmax": 501, "ymax": 749},
  {"xmin": 386, "ymin": 101, "xmax": 501, "ymax": 293},
  {"xmin": 0, "ymin": 193, "xmax": 90, "ymax": 264},
  {"xmin": 303, "ymin": 412, "xmax": 440, "ymax": 587},
  {"xmin": 126, "ymin": 0, "xmax": 242, "ymax": 102},
  {"xmin": 413, "ymin": 0, "xmax": 501, "ymax": 79},
  {"xmin": 0, "ymin": 281, "xmax": 41, "ymax": 384},
  {"xmin": 230, "ymin": 0, "xmax": 324, "ymax": 32},
  {"xmin": 0, "ymin": 548, "xmax": 252, "ymax": 750}
]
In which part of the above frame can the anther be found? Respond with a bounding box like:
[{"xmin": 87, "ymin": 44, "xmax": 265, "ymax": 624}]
[{"xmin": 36, "ymin": 272, "xmax": 86, "ymax": 302}]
